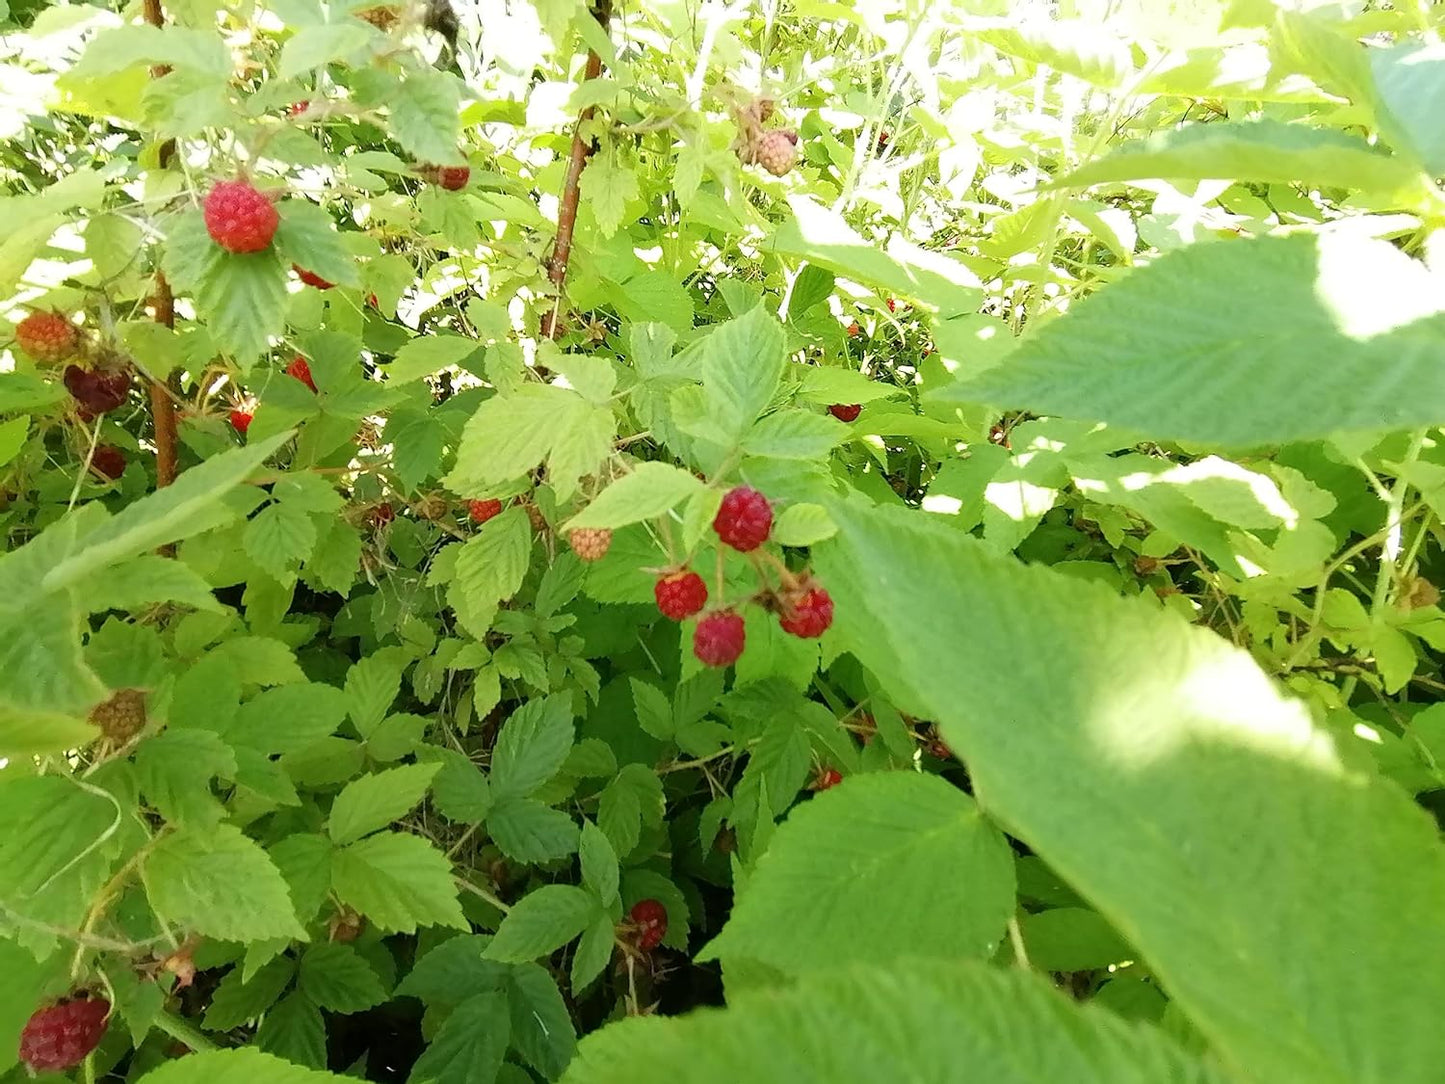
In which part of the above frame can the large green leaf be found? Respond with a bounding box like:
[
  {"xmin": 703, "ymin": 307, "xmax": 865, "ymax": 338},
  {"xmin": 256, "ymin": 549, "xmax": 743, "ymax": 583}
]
[
  {"xmin": 138, "ymin": 1048, "xmax": 349, "ymax": 1084},
  {"xmin": 934, "ymin": 233, "xmax": 1445, "ymax": 446},
  {"xmin": 814, "ymin": 500, "xmax": 1445, "ymax": 1084},
  {"xmin": 490, "ymin": 695, "xmax": 575, "ymax": 801},
  {"xmin": 406, "ymin": 989, "xmax": 510, "ymax": 1084},
  {"xmin": 565, "ymin": 463, "xmax": 704, "ymax": 530},
  {"xmin": 560, "ymin": 960, "xmax": 1226, "ymax": 1083},
  {"xmin": 484, "ymin": 885, "xmax": 598, "ymax": 963},
  {"xmin": 1370, "ymin": 42, "xmax": 1445, "ymax": 176},
  {"xmin": 327, "ymin": 763, "xmax": 440, "ymax": 846},
  {"xmin": 702, "ymin": 772, "xmax": 1014, "ymax": 978},
  {"xmin": 1056, "ymin": 119, "xmax": 1422, "ymax": 195},
  {"xmin": 331, "ymin": 831, "xmax": 467, "ymax": 933},
  {"xmin": 145, "ymin": 824, "xmax": 306, "ymax": 943}
]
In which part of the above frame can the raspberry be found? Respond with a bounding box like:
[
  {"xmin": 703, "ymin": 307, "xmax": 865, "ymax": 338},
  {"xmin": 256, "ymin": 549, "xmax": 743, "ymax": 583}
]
[
  {"xmin": 230, "ymin": 409, "xmax": 253, "ymax": 434},
  {"xmin": 367, "ymin": 502, "xmax": 394, "ymax": 527},
  {"xmin": 812, "ymin": 767, "xmax": 842, "ymax": 791},
  {"xmin": 779, "ymin": 585, "xmax": 833, "ymax": 638},
  {"xmin": 569, "ymin": 527, "xmax": 612, "ymax": 562},
  {"xmin": 886, "ymin": 298, "xmax": 898, "ymax": 312},
  {"xmin": 329, "ymin": 908, "xmax": 366, "ymax": 943},
  {"xmin": 414, "ymin": 493, "xmax": 451, "ymax": 520},
  {"xmin": 713, "ymin": 485, "xmax": 772, "ymax": 552},
  {"xmin": 654, "ymin": 569, "xmax": 708, "ymax": 621},
  {"xmin": 293, "ymin": 264, "xmax": 333, "ymax": 289},
  {"xmin": 64, "ymin": 365, "xmax": 130, "ymax": 414},
  {"xmin": 436, "ymin": 165, "xmax": 470, "ymax": 190},
  {"xmin": 90, "ymin": 446, "xmax": 126, "ymax": 481},
  {"xmin": 16, "ymin": 311, "xmax": 78, "ymax": 363},
  {"xmin": 203, "ymin": 180, "xmax": 279, "ymax": 254},
  {"xmin": 468, "ymin": 498, "xmax": 503, "ymax": 524},
  {"xmin": 19, "ymin": 997, "xmax": 110, "ymax": 1072},
  {"xmin": 628, "ymin": 899, "xmax": 668, "ymax": 951},
  {"xmin": 754, "ymin": 129, "xmax": 799, "ymax": 176},
  {"xmin": 846, "ymin": 322, "xmax": 860, "ymax": 338},
  {"xmin": 524, "ymin": 503, "xmax": 548, "ymax": 533},
  {"xmin": 288, "ymin": 100, "xmax": 309, "ymax": 117},
  {"xmin": 693, "ymin": 610, "xmax": 745, "ymax": 668},
  {"xmin": 88, "ymin": 688, "xmax": 147, "ymax": 743},
  {"xmin": 357, "ymin": 4, "xmax": 398, "ymax": 28},
  {"xmin": 828, "ymin": 403, "xmax": 861, "ymax": 422},
  {"xmin": 287, "ymin": 356, "xmax": 317, "ymax": 392}
]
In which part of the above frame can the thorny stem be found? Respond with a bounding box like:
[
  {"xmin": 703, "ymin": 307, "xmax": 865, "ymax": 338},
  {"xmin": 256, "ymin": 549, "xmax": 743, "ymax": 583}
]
[{"xmin": 545, "ymin": 3, "xmax": 612, "ymax": 334}]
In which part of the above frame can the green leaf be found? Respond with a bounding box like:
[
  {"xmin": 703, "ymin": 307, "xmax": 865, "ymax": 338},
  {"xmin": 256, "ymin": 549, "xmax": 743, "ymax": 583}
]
[
  {"xmin": 486, "ymin": 797, "xmax": 581, "ymax": 863},
  {"xmin": 507, "ymin": 964, "xmax": 577, "ymax": 1077},
  {"xmin": 0, "ymin": 415, "xmax": 27, "ymax": 468},
  {"xmin": 275, "ymin": 201, "xmax": 362, "ymax": 289},
  {"xmin": 203, "ymin": 957, "xmax": 295, "ymax": 1031},
  {"xmin": 596, "ymin": 763, "xmax": 664, "ymax": 857},
  {"xmin": 564, "ymin": 463, "xmax": 702, "ymax": 530},
  {"xmin": 386, "ymin": 334, "xmax": 479, "ymax": 384},
  {"xmin": 449, "ymin": 508, "xmax": 533, "ymax": 624},
  {"xmin": 934, "ymin": 233, "xmax": 1445, "ymax": 446},
  {"xmin": 491, "ymin": 694, "xmax": 575, "ymax": 801},
  {"xmin": 406, "ymin": 990, "xmax": 510, "ymax": 1084},
  {"xmin": 771, "ymin": 503, "xmax": 837, "ymax": 547},
  {"xmin": 396, "ymin": 935, "xmax": 507, "ymax": 1005},
  {"xmin": 484, "ymin": 884, "xmax": 598, "ymax": 963},
  {"xmin": 331, "ymin": 831, "xmax": 467, "ymax": 933},
  {"xmin": 630, "ymin": 678, "xmax": 674, "ymax": 741},
  {"xmin": 389, "ymin": 66, "xmax": 463, "ymax": 166},
  {"xmin": 433, "ymin": 751, "xmax": 493, "ymax": 823},
  {"xmin": 702, "ymin": 773, "xmax": 1014, "ymax": 977},
  {"xmin": 279, "ymin": 22, "xmax": 374, "ymax": 79},
  {"xmin": 298, "ymin": 942, "xmax": 387, "ymax": 1013},
  {"xmin": 245, "ymin": 500, "xmax": 318, "ymax": 580},
  {"xmin": 570, "ymin": 911, "xmax": 615, "ymax": 992},
  {"xmin": 328, "ymin": 763, "xmax": 440, "ymax": 846},
  {"xmin": 443, "ymin": 386, "xmax": 614, "ymax": 503},
  {"xmin": 1016, "ymin": 908, "xmax": 1132, "ymax": 972},
  {"xmin": 255, "ymin": 992, "xmax": 327, "ymax": 1069},
  {"xmin": 578, "ymin": 820, "xmax": 620, "ymax": 907},
  {"xmin": 135, "ymin": 1048, "xmax": 351, "ymax": 1084},
  {"xmin": 815, "ymin": 500, "xmax": 1445, "ymax": 1084},
  {"xmin": 974, "ymin": 20, "xmax": 1132, "ymax": 88},
  {"xmin": 224, "ymin": 682, "xmax": 349, "ymax": 756},
  {"xmin": 1371, "ymin": 42, "xmax": 1445, "ymax": 175},
  {"xmin": 135, "ymin": 729, "xmax": 237, "ymax": 827},
  {"xmin": 77, "ymin": 554, "xmax": 223, "ymax": 613},
  {"xmin": 696, "ymin": 306, "xmax": 786, "ymax": 445},
  {"xmin": 559, "ymin": 960, "xmax": 1226, "ymax": 1084},
  {"xmin": 196, "ymin": 248, "xmax": 289, "ymax": 362},
  {"xmin": 36, "ymin": 433, "xmax": 291, "ymax": 594},
  {"xmin": 270, "ymin": 833, "xmax": 334, "ymax": 924},
  {"xmin": 769, "ymin": 196, "xmax": 983, "ymax": 317},
  {"xmin": 145, "ymin": 824, "xmax": 306, "ymax": 942},
  {"xmin": 742, "ymin": 411, "xmax": 846, "ymax": 459},
  {"xmin": 1056, "ymin": 119, "xmax": 1422, "ymax": 194},
  {"xmin": 581, "ymin": 145, "xmax": 639, "ymax": 238},
  {"xmin": 344, "ymin": 652, "xmax": 405, "ymax": 737}
]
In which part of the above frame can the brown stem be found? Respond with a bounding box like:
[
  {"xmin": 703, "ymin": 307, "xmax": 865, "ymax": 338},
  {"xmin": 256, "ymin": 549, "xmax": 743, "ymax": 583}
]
[
  {"xmin": 142, "ymin": 0, "xmax": 179, "ymax": 499},
  {"xmin": 544, "ymin": 6, "xmax": 611, "ymax": 337}
]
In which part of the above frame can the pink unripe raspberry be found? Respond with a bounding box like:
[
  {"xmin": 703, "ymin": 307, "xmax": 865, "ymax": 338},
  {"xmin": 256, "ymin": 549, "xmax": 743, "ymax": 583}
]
[
  {"xmin": 16, "ymin": 311, "xmax": 78, "ymax": 362},
  {"xmin": 755, "ymin": 129, "xmax": 800, "ymax": 176},
  {"xmin": 569, "ymin": 527, "xmax": 612, "ymax": 562},
  {"xmin": 694, "ymin": 610, "xmax": 745, "ymax": 667}
]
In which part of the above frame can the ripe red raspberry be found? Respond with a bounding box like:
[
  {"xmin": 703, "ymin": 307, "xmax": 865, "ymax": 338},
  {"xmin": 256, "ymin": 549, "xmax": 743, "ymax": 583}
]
[
  {"xmin": 436, "ymin": 165, "xmax": 470, "ymax": 190},
  {"xmin": 569, "ymin": 527, "xmax": 612, "ymax": 562},
  {"xmin": 713, "ymin": 485, "xmax": 772, "ymax": 551},
  {"xmin": 779, "ymin": 585, "xmax": 833, "ymax": 638},
  {"xmin": 288, "ymin": 100, "xmax": 310, "ymax": 117},
  {"xmin": 654, "ymin": 569, "xmax": 708, "ymax": 621},
  {"xmin": 287, "ymin": 356, "xmax": 317, "ymax": 392},
  {"xmin": 694, "ymin": 610, "xmax": 745, "ymax": 667},
  {"xmin": 203, "ymin": 180, "xmax": 279, "ymax": 254},
  {"xmin": 19, "ymin": 997, "xmax": 110, "ymax": 1072},
  {"xmin": 64, "ymin": 365, "xmax": 130, "ymax": 414},
  {"xmin": 828, "ymin": 403, "xmax": 861, "ymax": 422},
  {"xmin": 629, "ymin": 899, "xmax": 668, "ymax": 951},
  {"xmin": 468, "ymin": 498, "xmax": 503, "ymax": 524},
  {"xmin": 886, "ymin": 298, "xmax": 898, "ymax": 313},
  {"xmin": 846, "ymin": 322, "xmax": 860, "ymax": 338},
  {"xmin": 230, "ymin": 409, "xmax": 253, "ymax": 434},
  {"xmin": 88, "ymin": 688, "xmax": 147, "ymax": 743},
  {"xmin": 90, "ymin": 446, "xmax": 126, "ymax": 480},
  {"xmin": 16, "ymin": 311, "xmax": 78, "ymax": 363},
  {"xmin": 293, "ymin": 264, "xmax": 334, "ymax": 289},
  {"xmin": 813, "ymin": 767, "xmax": 842, "ymax": 791},
  {"xmin": 754, "ymin": 129, "xmax": 799, "ymax": 176}
]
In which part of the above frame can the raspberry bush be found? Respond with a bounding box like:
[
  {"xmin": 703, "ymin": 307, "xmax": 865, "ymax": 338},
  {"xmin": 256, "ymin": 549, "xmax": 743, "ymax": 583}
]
[{"xmin": 3, "ymin": 1, "xmax": 1445, "ymax": 1083}]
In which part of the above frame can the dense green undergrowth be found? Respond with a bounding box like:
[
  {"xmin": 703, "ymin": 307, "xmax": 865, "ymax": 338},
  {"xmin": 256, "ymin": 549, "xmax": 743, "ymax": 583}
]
[{"xmin": 3, "ymin": 0, "xmax": 1445, "ymax": 1081}]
